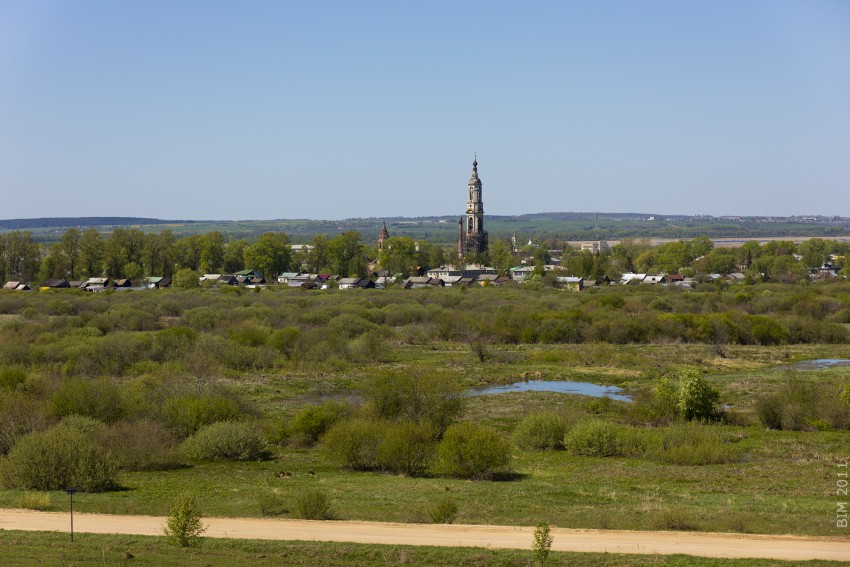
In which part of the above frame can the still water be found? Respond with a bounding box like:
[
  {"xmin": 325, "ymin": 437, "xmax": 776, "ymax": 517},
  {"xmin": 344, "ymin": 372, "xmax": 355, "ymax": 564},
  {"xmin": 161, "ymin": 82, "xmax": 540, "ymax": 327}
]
[{"xmin": 470, "ymin": 380, "xmax": 632, "ymax": 402}]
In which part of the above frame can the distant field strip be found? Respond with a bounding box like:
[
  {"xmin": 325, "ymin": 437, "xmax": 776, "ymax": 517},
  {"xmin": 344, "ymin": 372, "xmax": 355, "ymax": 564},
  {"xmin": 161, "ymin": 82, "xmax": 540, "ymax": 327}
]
[{"xmin": 2, "ymin": 509, "xmax": 848, "ymax": 562}]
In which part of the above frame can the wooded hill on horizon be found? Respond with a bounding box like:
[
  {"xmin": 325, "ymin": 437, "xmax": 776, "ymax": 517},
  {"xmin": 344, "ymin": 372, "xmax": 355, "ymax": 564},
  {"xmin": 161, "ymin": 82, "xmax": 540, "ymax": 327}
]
[{"xmin": 2, "ymin": 213, "xmax": 849, "ymax": 245}]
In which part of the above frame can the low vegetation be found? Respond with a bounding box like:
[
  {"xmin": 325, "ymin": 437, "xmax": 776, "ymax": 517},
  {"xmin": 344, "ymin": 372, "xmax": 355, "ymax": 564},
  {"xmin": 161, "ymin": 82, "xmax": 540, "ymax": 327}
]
[{"xmin": 0, "ymin": 283, "xmax": 849, "ymax": 539}]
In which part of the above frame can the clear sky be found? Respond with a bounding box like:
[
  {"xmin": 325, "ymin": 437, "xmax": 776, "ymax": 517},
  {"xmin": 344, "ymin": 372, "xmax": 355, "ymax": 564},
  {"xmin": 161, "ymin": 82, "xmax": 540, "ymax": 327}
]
[{"xmin": 1, "ymin": 1, "xmax": 848, "ymax": 220}]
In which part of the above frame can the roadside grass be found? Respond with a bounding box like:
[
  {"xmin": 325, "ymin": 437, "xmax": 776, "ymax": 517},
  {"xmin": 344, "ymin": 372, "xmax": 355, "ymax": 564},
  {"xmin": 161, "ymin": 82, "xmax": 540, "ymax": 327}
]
[{"xmin": 0, "ymin": 530, "xmax": 844, "ymax": 567}]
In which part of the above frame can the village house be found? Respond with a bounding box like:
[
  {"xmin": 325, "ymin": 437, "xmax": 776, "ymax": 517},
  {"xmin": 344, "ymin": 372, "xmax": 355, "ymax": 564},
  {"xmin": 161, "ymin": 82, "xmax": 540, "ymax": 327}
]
[{"xmin": 3, "ymin": 281, "xmax": 30, "ymax": 291}]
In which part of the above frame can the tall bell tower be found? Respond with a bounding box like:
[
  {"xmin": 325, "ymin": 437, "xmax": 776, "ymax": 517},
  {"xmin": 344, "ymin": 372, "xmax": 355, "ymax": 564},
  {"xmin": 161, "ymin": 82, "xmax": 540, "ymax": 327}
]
[{"xmin": 462, "ymin": 155, "xmax": 488, "ymax": 256}]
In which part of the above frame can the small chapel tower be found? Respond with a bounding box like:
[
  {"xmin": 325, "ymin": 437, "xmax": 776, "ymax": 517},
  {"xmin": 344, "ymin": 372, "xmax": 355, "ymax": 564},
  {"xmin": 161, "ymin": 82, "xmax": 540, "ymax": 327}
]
[
  {"xmin": 460, "ymin": 155, "xmax": 488, "ymax": 256},
  {"xmin": 378, "ymin": 221, "xmax": 389, "ymax": 251}
]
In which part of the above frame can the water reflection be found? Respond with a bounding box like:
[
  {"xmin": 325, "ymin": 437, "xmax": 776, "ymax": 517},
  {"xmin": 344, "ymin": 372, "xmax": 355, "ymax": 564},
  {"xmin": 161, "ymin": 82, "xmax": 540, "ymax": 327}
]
[{"xmin": 470, "ymin": 380, "xmax": 632, "ymax": 402}]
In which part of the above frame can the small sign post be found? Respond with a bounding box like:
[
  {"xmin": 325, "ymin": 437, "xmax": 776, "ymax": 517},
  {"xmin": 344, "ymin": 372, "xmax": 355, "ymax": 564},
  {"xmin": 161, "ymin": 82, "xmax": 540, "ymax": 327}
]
[{"xmin": 65, "ymin": 487, "xmax": 77, "ymax": 542}]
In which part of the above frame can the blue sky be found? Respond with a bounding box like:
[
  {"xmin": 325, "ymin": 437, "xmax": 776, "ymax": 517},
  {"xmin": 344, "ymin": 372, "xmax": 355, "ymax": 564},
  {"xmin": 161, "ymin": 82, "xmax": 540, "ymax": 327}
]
[{"xmin": 1, "ymin": 1, "xmax": 848, "ymax": 220}]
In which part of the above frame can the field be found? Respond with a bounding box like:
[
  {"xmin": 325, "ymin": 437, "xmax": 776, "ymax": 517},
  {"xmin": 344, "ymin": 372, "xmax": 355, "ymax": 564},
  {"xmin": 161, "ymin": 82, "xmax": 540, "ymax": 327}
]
[{"xmin": 1, "ymin": 283, "xmax": 849, "ymax": 562}]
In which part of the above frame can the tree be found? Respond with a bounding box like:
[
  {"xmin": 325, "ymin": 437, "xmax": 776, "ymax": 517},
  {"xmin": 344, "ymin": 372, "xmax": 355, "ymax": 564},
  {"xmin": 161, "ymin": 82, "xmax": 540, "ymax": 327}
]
[
  {"xmin": 379, "ymin": 236, "xmax": 418, "ymax": 276},
  {"xmin": 37, "ymin": 247, "xmax": 60, "ymax": 282},
  {"xmin": 489, "ymin": 239, "xmax": 513, "ymax": 274},
  {"xmin": 123, "ymin": 261, "xmax": 144, "ymax": 282},
  {"xmin": 175, "ymin": 235, "xmax": 205, "ymax": 272},
  {"xmin": 327, "ymin": 231, "xmax": 364, "ymax": 276},
  {"xmin": 142, "ymin": 230, "xmax": 176, "ymax": 277},
  {"xmin": 102, "ymin": 227, "xmax": 146, "ymax": 277},
  {"xmin": 200, "ymin": 231, "xmax": 225, "ymax": 273},
  {"xmin": 306, "ymin": 234, "xmax": 331, "ymax": 273},
  {"xmin": 243, "ymin": 232, "xmax": 292, "ymax": 279},
  {"xmin": 222, "ymin": 239, "xmax": 248, "ymax": 274},
  {"xmin": 78, "ymin": 228, "xmax": 104, "ymax": 278},
  {"xmin": 798, "ymin": 238, "xmax": 828, "ymax": 269},
  {"xmin": 1, "ymin": 231, "xmax": 40, "ymax": 282},
  {"xmin": 57, "ymin": 228, "xmax": 81, "ymax": 279},
  {"xmin": 163, "ymin": 493, "xmax": 206, "ymax": 547}
]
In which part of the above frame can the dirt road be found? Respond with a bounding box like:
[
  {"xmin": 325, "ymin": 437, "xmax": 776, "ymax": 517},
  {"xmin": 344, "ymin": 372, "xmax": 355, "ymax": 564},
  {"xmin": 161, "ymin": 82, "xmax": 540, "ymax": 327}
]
[{"xmin": 1, "ymin": 508, "xmax": 848, "ymax": 562}]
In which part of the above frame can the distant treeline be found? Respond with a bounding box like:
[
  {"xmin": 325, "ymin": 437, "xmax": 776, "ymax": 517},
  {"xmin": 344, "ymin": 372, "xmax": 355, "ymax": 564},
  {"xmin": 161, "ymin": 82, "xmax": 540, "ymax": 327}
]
[
  {"xmin": 3, "ymin": 214, "xmax": 849, "ymax": 245},
  {"xmin": 0, "ymin": 218, "xmax": 192, "ymax": 230}
]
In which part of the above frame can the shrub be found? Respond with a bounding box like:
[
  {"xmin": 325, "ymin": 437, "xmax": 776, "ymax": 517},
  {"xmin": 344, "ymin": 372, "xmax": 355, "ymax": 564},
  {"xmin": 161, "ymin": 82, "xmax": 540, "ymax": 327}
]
[
  {"xmin": 17, "ymin": 491, "xmax": 51, "ymax": 510},
  {"xmin": 533, "ymin": 522, "xmax": 553, "ymax": 566},
  {"xmin": 646, "ymin": 423, "xmax": 743, "ymax": 465},
  {"xmin": 377, "ymin": 419, "xmax": 437, "ymax": 476},
  {"xmin": 184, "ymin": 306, "xmax": 216, "ymax": 330},
  {"xmin": 287, "ymin": 401, "xmax": 351, "ymax": 447},
  {"xmin": 0, "ymin": 393, "xmax": 47, "ymax": 454},
  {"xmin": 1, "ymin": 425, "xmax": 117, "ymax": 492},
  {"xmin": 182, "ymin": 421, "xmax": 268, "ymax": 461},
  {"xmin": 162, "ymin": 394, "xmax": 242, "ymax": 438},
  {"xmin": 754, "ymin": 378, "xmax": 850, "ymax": 431},
  {"xmin": 513, "ymin": 412, "xmax": 567, "ymax": 450},
  {"xmin": 257, "ymin": 491, "xmax": 288, "ymax": 516},
  {"xmin": 271, "ymin": 326, "xmax": 300, "ymax": 359},
  {"xmin": 651, "ymin": 507, "xmax": 699, "ymax": 531},
  {"xmin": 427, "ymin": 496, "xmax": 458, "ymax": 524},
  {"xmin": 363, "ymin": 371, "xmax": 464, "ymax": 435},
  {"xmin": 94, "ymin": 418, "xmax": 182, "ymax": 471},
  {"xmin": 435, "ymin": 422, "xmax": 512, "ymax": 480},
  {"xmin": 49, "ymin": 377, "xmax": 123, "ymax": 423},
  {"xmin": 677, "ymin": 370, "xmax": 720, "ymax": 421},
  {"xmin": 293, "ymin": 489, "xmax": 333, "ymax": 520},
  {"xmin": 564, "ymin": 420, "xmax": 645, "ymax": 458},
  {"xmin": 0, "ymin": 367, "xmax": 26, "ymax": 390},
  {"xmin": 56, "ymin": 414, "xmax": 107, "ymax": 436},
  {"xmin": 163, "ymin": 493, "xmax": 206, "ymax": 547},
  {"xmin": 321, "ymin": 418, "xmax": 385, "ymax": 471}
]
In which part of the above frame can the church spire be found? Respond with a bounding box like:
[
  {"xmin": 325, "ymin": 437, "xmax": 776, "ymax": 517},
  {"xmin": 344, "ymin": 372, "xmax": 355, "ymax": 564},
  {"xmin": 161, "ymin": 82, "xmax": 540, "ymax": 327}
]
[{"xmin": 378, "ymin": 220, "xmax": 389, "ymax": 252}]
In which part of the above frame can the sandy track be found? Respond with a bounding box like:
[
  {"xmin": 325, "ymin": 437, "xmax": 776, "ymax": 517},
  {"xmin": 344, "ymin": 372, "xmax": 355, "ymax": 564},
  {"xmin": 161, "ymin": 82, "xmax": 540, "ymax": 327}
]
[{"xmin": 1, "ymin": 508, "xmax": 848, "ymax": 561}]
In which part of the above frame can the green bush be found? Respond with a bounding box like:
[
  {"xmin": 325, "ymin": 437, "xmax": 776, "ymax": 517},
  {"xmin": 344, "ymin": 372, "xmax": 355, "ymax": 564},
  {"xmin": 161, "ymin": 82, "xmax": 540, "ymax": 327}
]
[
  {"xmin": 677, "ymin": 370, "xmax": 720, "ymax": 421},
  {"xmin": 163, "ymin": 493, "xmax": 206, "ymax": 547},
  {"xmin": 56, "ymin": 414, "xmax": 107, "ymax": 436},
  {"xmin": 271, "ymin": 326, "xmax": 300, "ymax": 359},
  {"xmin": 1, "ymin": 425, "xmax": 117, "ymax": 492},
  {"xmin": 49, "ymin": 377, "xmax": 123, "ymax": 423},
  {"xmin": 435, "ymin": 422, "xmax": 512, "ymax": 480},
  {"xmin": 427, "ymin": 496, "xmax": 458, "ymax": 524},
  {"xmin": 162, "ymin": 394, "xmax": 242, "ymax": 438},
  {"xmin": 564, "ymin": 420, "xmax": 645, "ymax": 458},
  {"xmin": 287, "ymin": 401, "xmax": 351, "ymax": 447},
  {"xmin": 0, "ymin": 393, "xmax": 47, "ymax": 454},
  {"xmin": 182, "ymin": 421, "xmax": 268, "ymax": 461},
  {"xmin": 184, "ymin": 306, "xmax": 216, "ymax": 329},
  {"xmin": 651, "ymin": 507, "xmax": 699, "ymax": 531},
  {"xmin": 513, "ymin": 412, "xmax": 567, "ymax": 450},
  {"xmin": 293, "ymin": 489, "xmax": 333, "ymax": 520},
  {"xmin": 94, "ymin": 418, "xmax": 182, "ymax": 471},
  {"xmin": 754, "ymin": 378, "xmax": 850, "ymax": 431},
  {"xmin": 646, "ymin": 423, "xmax": 744, "ymax": 465},
  {"xmin": 377, "ymin": 419, "xmax": 437, "ymax": 476},
  {"xmin": 0, "ymin": 367, "xmax": 27, "ymax": 390},
  {"xmin": 257, "ymin": 491, "xmax": 288, "ymax": 516},
  {"xmin": 363, "ymin": 371, "xmax": 464, "ymax": 435},
  {"xmin": 321, "ymin": 418, "xmax": 385, "ymax": 471}
]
